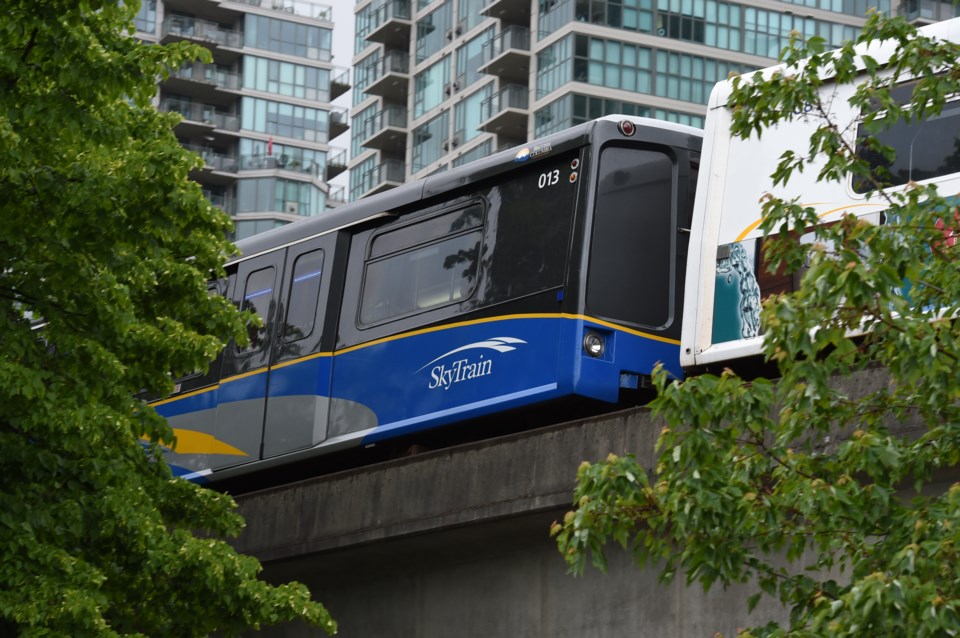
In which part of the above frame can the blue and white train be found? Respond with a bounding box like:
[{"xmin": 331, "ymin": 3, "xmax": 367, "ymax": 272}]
[
  {"xmin": 153, "ymin": 116, "xmax": 701, "ymax": 482},
  {"xmin": 153, "ymin": 16, "xmax": 960, "ymax": 483}
]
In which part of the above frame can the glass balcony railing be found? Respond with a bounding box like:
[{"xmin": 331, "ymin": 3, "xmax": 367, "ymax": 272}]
[
  {"xmin": 361, "ymin": 105, "xmax": 407, "ymax": 139},
  {"xmin": 371, "ymin": 50, "xmax": 410, "ymax": 80},
  {"xmin": 168, "ymin": 63, "xmax": 241, "ymax": 91},
  {"xmin": 161, "ymin": 16, "xmax": 242, "ymax": 48},
  {"xmin": 234, "ymin": 0, "xmax": 333, "ymax": 21},
  {"xmin": 480, "ymin": 84, "xmax": 528, "ymax": 121},
  {"xmin": 183, "ymin": 144, "xmax": 239, "ymax": 172},
  {"xmin": 328, "ymin": 184, "xmax": 346, "ymax": 204},
  {"xmin": 238, "ymin": 153, "xmax": 323, "ymax": 177},
  {"xmin": 357, "ymin": 159, "xmax": 404, "ymax": 196},
  {"xmin": 160, "ymin": 98, "xmax": 240, "ymax": 131},
  {"xmin": 482, "ymin": 25, "xmax": 531, "ymax": 63}
]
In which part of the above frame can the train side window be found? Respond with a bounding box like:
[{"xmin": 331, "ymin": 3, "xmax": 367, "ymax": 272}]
[
  {"xmin": 238, "ymin": 267, "xmax": 275, "ymax": 354},
  {"xmin": 283, "ymin": 249, "xmax": 325, "ymax": 343},
  {"xmin": 587, "ymin": 146, "xmax": 675, "ymax": 328},
  {"xmin": 360, "ymin": 204, "xmax": 483, "ymax": 325},
  {"xmin": 854, "ymin": 88, "xmax": 960, "ymax": 193}
]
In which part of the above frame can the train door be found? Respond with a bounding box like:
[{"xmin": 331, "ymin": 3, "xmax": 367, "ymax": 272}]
[
  {"xmin": 213, "ymin": 250, "xmax": 285, "ymax": 469},
  {"xmin": 261, "ymin": 234, "xmax": 339, "ymax": 458}
]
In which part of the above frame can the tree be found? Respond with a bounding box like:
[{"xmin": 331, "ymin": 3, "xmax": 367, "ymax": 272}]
[
  {"xmin": 0, "ymin": 1, "xmax": 334, "ymax": 635},
  {"xmin": 554, "ymin": 12, "xmax": 960, "ymax": 637}
]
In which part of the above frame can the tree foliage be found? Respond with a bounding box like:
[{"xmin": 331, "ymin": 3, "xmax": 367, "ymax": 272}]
[
  {"xmin": 555, "ymin": 12, "xmax": 960, "ymax": 637},
  {"xmin": 0, "ymin": 1, "xmax": 334, "ymax": 635}
]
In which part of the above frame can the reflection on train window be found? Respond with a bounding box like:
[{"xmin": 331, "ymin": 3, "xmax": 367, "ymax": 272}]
[
  {"xmin": 587, "ymin": 146, "xmax": 674, "ymax": 328},
  {"xmin": 283, "ymin": 250, "xmax": 324, "ymax": 343},
  {"xmin": 239, "ymin": 267, "xmax": 275, "ymax": 353},
  {"xmin": 361, "ymin": 208, "xmax": 483, "ymax": 324},
  {"xmin": 369, "ymin": 205, "xmax": 483, "ymax": 259},
  {"xmin": 854, "ymin": 92, "xmax": 960, "ymax": 193}
]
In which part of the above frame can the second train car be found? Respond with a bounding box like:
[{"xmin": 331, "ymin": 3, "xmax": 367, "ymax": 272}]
[{"xmin": 152, "ymin": 116, "xmax": 702, "ymax": 482}]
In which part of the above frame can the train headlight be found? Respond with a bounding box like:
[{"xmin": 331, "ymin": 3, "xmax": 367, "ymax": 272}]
[
  {"xmin": 583, "ymin": 331, "xmax": 605, "ymax": 358},
  {"xmin": 618, "ymin": 120, "xmax": 636, "ymax": 137}
]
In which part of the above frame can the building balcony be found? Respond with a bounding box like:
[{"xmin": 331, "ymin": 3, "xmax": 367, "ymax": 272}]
[
  {"xmin": 202, "ymin": 189, "xmax": 234, "ymax": 213},
  {"xmin": 238, "ymin": 153, "xmax": 324, "ymax": 178},
  {"xmin": 366, "ymin": 0, "xmax": 412, "ymax": 49},
  {"xmin": 231, "ymin": 0, "xmax": 333, "ymax": 22},
  {"xmin": 365, "ymin": 51, "xmax": 410, "ymax": 102},
  {"xmin": 360, "ymin": 105, "xmax": 407, "ymax": 154},
  {"xmin": 160, "ymin": 98, "xmax": 241, "ymax": 134},
  {"xmin": 329, "ymin": 107, "xmax": 350, "ymax": 140},
  {"xmin": 326, "ymin": 147, "xmax": 348, "ymax": 180},
  {"xmin": 356, "ymin": 159, "xmax": 405, "ymax": 199},
  {"xmin": 161, "ymin": 15, "xmax": 242, "ymax": 49},
  {"xmin": 327, "ymin": 184, "xmax": 346, "ymax": 207},
  {"xmin": 479, "ymin": 26, "xmax": 530, "ymax": 84},
  {"xmin": 479, "ymin": 84, "xmax": 528, "ymax": 138},
  {"xmin": 331, "ymin": 68, "xmax": 351, "ymax": 101},
  {"xmin": 897, "ymin": 0, "xmax": 960, "ymax": 24},
  {"xmin": 480, "ymin": 0, "xmax": 529, "ymax": 26},
  {"xmin": 164, "ymin": 63, "xmax": 241, "ymax": 103},
  {"xmin": 186, "ymin": 145, "xmax": 239, "ymax": 173}
]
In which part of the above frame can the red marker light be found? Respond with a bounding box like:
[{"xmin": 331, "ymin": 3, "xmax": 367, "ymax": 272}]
[{"xmin": 618, "ymin": 120, "xmax": 636, "ymax": 136}]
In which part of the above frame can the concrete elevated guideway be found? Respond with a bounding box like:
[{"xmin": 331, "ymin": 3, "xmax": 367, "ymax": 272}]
[{"xmin": 232, "ymin": 398, "xmax": 806, "ymax": 637}]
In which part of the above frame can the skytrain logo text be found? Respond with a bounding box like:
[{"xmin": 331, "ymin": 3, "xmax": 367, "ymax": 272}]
[{"xmin": 418, "ymin": 337, "xmax": 527, "ymax": 391}]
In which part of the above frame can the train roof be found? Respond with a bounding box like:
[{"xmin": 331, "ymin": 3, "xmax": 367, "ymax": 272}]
[{"xmin": 229, "ymin": 115, "xmax": 703, "ymax": 265}]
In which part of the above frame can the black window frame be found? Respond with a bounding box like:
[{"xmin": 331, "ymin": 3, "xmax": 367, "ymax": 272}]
[
  {"xmin": 282, "ymin": 248, "xmax": 325, "ymax": 344},
  {"xmin": 853, "ymin": 81, "xmax": 960, "ymax": 194},
  {"xmin": 357, "ymin": 202, "xmax": 486, "ymax": 327}
]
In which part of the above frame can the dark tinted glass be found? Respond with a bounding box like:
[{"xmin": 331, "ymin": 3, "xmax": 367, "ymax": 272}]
[
  {"xmin": 370, "ymin": 205, "xmax": 483, "ymax": 258},
  {"xmin": 587, "ymin": 146, "xmax": 674, "ymax": 328},
  {"xmin": 855, "ymin": 96, "xmax": 960, "ymax": 193},
  {"xmin": 477, "ymin": 150, "xmax": 579, "ymax": 305},
  {"xmin": 361, "ymin": 231, "xmax": 481, "ymax": 324},
  {"xmin": 283, "ymin": 249, "xmax": 324, "ymax": 343},
  {"xmin": 240, "ymin": 267, "xmax": 275, "ymax": 353}
]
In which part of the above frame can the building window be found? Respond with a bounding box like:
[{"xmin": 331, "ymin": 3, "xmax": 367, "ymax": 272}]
[
  {"xmin": 134, "ymin": 0, "xmax": 157, "ymax": 34},
  {"xmin": 353, "ymin": 53, "xmax": 379, "ymax": 106},
  {"xmin": 236, "ymin": 177, "xmax": 325, "ymax": 217},
  {"xmin": 454, "ymin": 83, "xmax": 494, "ymax": 144},
  {"xmin": 537, "ymin": 36, "xmax": 574, "ymax": 99},
  {"xmin": 241, "ymin": 97, "xmax": 330, "ymax": 143},
  {"xmin": 350, "ymin": 156, "xmax": 378, "ymax": 201},
  {"xmin": 415, "ymin": 1, "xmax": 452, "ymax": 63},
  {"xmin": 534, "ymin": 94, "xmax": 704, "ymax": 137},
  {"xmin": 355, "ymin": 3, "xmax": 374, "ymax": 54},
  {"xmin": 413, "ymin": 56, "xmax": 451, "ymax": 119},
  {"xmin": 580, "ymin": 35, "xmax": 653, "ymax": 94},
  {"xmin": 244, "ymin": 14, "xmax": 333, "ymax": 62},
  {"xmin": 412, "ymin": 111, "xmax": 451, "ymax": 173},
  {"xmin": 452, "ymin": 139, "xmax": 493, "ymax": 167},
  {"xmin": 541, "ymin": 0, "xmax": 871, "ymax": 57},
  {"xmin": 458, "ymin": 0, "xmax": 487, "ymax": 32},
  {"xmin": 232, "ymin": 219, "xmax": 287, "ymax": 241},
  {"xmin": 456, "ymin": 27, "xmax": 495, "ymax": 89},
  {"xmin": 243, "ymin": 56, "xmax": 331, "ymax": 102},
  {"xmin": 352, "ymin": 104, "xmax": 378, "ymax": 157}
]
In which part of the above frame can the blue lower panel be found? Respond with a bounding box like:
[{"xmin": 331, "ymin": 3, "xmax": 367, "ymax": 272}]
[{"xmin": 331, "ymin": 317, "xmax": 568, "ymax": 441}]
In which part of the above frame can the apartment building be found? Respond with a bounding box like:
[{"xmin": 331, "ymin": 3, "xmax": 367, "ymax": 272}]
[
  {"xmin": 134, "ymin": 0, "xmax": 351, "ymax": 239},
  {"xmin": 348, "ymin": 0, "xmax": 955, "ymax": 201}
]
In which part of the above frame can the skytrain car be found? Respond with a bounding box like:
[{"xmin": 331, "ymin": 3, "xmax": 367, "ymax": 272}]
[
  {"xmin": 680, "ymin": 17, "xmax": 960, "ymax": 372},
  {"xmin": 152, "ymin": 116, "xmax": 702, "ymax": 482}
]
